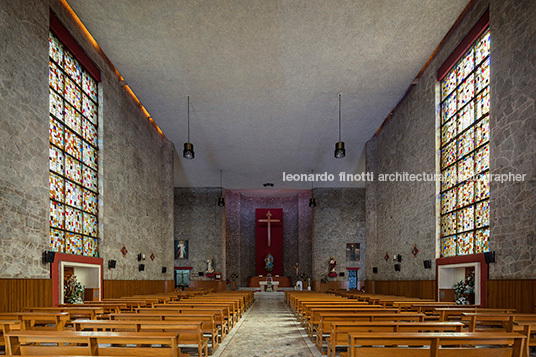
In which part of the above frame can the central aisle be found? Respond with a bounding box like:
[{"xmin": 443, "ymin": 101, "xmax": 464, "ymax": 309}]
[{"xmin": 214, "ymin": 291, "xmax": 322, "ymax": 357}]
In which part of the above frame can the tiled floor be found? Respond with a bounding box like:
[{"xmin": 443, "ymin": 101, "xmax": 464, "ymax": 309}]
[{"xmin": 214, "ymin": 292, "xmax": 322, "ymax": 357}]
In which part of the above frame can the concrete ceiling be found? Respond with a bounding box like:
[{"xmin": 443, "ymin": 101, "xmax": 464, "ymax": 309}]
[{"xmin": 67, "ymin": 0, "xmax": 469, "ymax": 190}]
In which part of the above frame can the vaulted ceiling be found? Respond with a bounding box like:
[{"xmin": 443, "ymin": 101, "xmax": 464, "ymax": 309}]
[{"xmin": 67, "ymin": 0, "xmax": 470, "ymax": 189}]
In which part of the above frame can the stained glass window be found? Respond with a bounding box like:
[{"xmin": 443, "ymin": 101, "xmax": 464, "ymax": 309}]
[
  {"xmin": 440, "ymin": 29, "xmax": 490, "ymax": 257},
  {"xmin": 48, "ymin": 32, "xmax": 99, "ymax": 257}
]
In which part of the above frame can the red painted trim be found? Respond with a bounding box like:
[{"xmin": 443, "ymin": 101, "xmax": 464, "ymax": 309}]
[
  {"xmin": 346, "ymin": 267, "xmax": 360, "ymax": 270},
  {"xmin": 175, "ymin": 267, "xmax": 193, "ymax": 270},
  {"xmin": 437, "ymin": 9, "xmax": 489, "ymax": 81},
  {"xmin": 50, "ymin": 11, "xmax": 101, "ymax": 82},
  {"xmin": 50, "ymin": 253, "xmax": 103, "ymax": 306},
  {"xmin": 436, "ymin": 253, "xmax": 488, "ymax": 307}
]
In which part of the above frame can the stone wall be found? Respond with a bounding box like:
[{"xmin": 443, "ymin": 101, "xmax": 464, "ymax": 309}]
[
  {"xmin": 174, "ymin": 188, "xmax": 225, "ymax": 280},
  {"xmin": 312, "ymin": 188, "xmax": 366, "ymax": 281},
  {"xmin": 365, "ymin": 0, "xmax": 536, "ymax": 281},
  {"xmin": 489, "ymin": 0, "xmax": 536, "ymax": 279},
  {"xmin": 225, "ymin": 191, "xmax": 242, "ymax": 285},
  {"xmin": 225, "ymin": 191, "xmax": 313, "ymax": 287},
  {"xmin": 0, "ymin": 0, "xmax": 50, "ymax": 278},
  {"xmin": 0, "ymin": 0, "xmax": 175, "ymax": 280}
]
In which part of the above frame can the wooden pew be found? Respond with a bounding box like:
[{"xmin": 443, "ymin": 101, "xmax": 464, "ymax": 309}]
[
  {"xmin": 459, "ymin": 313, "xmax": 536, "ymax": 357},
  {"xmin": 1, "ymin": 320, "xmax": 21, "ymax": 348},
  {"xmin": 344, "ymin": 331, "xmax": 525, "ymax": 357},
  {"xmin": 109, "ymin": 312, "xmax": 220, "ymax": 351},
  {"xmin": 197, "ymin": 294, "xmax": 246, "ymax": 314},
  {"xmin": 23, "ymin": 307, "xmax": 104, "ymax": 320},
  {"xmin": 462, "ymin": 312, "xmax": 536, "ymax": 332},
  {"xmin": 73, "ymin": 319, "xmax": 208, "ymax": 357},
  {"xmin": 434, "ymin": 307, "xmax": 516, "ymax": 322},
  {"xmin": 315, "ymin": 312, "xmax": 426, "ymax": 350},
  {"xmin": 58, "ymin": 303, "xmax": 128, "ymax": 314},
  {"xmin": 306, "ymin": 308, "xmax": 400, "ymax": 337},
  {"xmin": 512, "ymin": 321, "xmax": 536, "ymax": 357},
  {"xmin": 410, "ymin": 302, "xmax": 461, "ymax": 314},
  {"xmin": 297, "ymin": 301, "xmax": 370, "ymax": 321},
  {"xmin": 132, "ymin": 295, "xmax": 173, "ymax": 304},
  {"xmin": 0, "ymin": 312, "xmax": 70, "ymax": 331},
  {"xmin": 326, "ymin": 321, "xmax": 464, "ymax": 357},
  {"xmin": 149, "ymin": 306, "xmax": 229, "ymax": 338},
  {"xmin": 391, "ymin": 301, "xmax": 455, "ymax": 312},
  {"xmin": 5, "ymin": 330, "xmax": 181, "ymax": 356},
  {"xmin": 177, "ymin": 299, "xmax": 241, "ymax": 320},
  {"xmin": 169, "ymin": 301, "xmax": 237, "ymax": 327},
  {"xmin": 105, "ymin": 297, "xmax": 161, "ymax": 308},
  {"xmin": 98, "ymin": 300, "xmax": 148, "ymax": 311},
  {"xmin": 217, "ymin": 291, "xmax": 254, "ymax": 309}
]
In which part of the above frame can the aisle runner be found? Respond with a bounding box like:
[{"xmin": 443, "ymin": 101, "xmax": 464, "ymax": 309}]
[{"xmin": 215, "ymin": 292, "xmax": 322, "ymax": 357}]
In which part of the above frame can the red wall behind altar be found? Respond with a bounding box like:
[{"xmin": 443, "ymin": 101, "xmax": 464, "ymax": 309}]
[{"xmin": 255, "ymin": 208, "xmax": 283, "ymax": 276}]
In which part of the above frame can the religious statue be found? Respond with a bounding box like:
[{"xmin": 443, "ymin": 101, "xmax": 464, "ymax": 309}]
[
  {"xmin": 265, "ymin": 273, "xmax": 273, "ymax": 292},
  {"xmin": 328, "ymin": 256, "xmax": 337, "ymax": 277},
  {"xmin": 294, "ymin": 262, "xmax": 300, "ymax": 279},
  {"xmin": 264, "ymin": 253, "xmax": 274, "ymax": 272},
  {"xmin": 206, "ymin": 259, "xmax": 214, "ymax": 274}
]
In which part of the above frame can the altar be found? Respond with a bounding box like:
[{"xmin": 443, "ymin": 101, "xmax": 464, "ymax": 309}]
[
  {"xmin": 259, "ymin": 281, "xmax": 280, "ymax": 292},
  {"xmin": 247, "ymin": 276, "xmax": 292, "ymax": 287}
]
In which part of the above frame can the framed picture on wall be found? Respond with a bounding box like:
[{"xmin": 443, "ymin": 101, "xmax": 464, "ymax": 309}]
[
  {"xmin": 346, "ymin": 243, "xmax": 360, "ymax": 261},
  {"xmin": 175, "ymin": 240, "xmax": 188, "ymax": 259}
]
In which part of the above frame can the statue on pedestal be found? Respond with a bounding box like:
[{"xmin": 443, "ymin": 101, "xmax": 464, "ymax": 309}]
[
  {"xmin": 328, "ymin": 256, "xmax": 337, "ymax": 277},
  {"xmin": 264, "ymin": 253, "xmax": 274, "ymax": 272},
  {"xmin": 206, "ymin": 259, "xmax": 215, "ymax": 275}
]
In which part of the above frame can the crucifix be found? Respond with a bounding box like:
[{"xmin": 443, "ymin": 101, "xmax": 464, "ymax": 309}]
[{"xmin": 258, "ymin": 211, "xmax": 280, "ymax": 247}]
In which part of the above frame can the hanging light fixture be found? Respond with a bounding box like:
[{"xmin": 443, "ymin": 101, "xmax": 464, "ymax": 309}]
[
  {"xmin": 183, "ymin": 96, "xmax": 195, "ymax": 159},
  {"xmin": 334, "ymin": 93, "xmax": 345, "ymax": 159},
  {"xmin": 218, "ymin": 169, "xmax": 225, "ymax": 207},
  {"xmin": 309, "ymin": 169, "xmax": 317, "ymax": 208}
]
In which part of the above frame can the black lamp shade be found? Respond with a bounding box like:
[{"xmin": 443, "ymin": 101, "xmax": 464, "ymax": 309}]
[
  {"xmin": 334, "ymin": 141, "xmax": 345, "ymax": 158},
  {"xmin": 309, "ymin": 197, "xmax": 316, "ymax": 207},
  {"xmin": 183, "ymin": 142, "xmax": 194, "ymax": 159},
  {"xmin": 218, "ymin": 196, "xmax": 225, "ymax": 207}
]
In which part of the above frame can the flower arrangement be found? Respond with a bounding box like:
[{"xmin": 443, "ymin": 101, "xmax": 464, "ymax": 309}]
[
  {"xmin": 453, "ymin": 280, "xmax": 465, "ymax": 294},
  {"xmin": 454, "ymin": 272, "xmax": 475, "ymax": 305},
  {"xmin": 455, "ymin": 296, "xmax": 470, "ymax": 305},
  {"xmin": 64, "ymin": 275, "xmax": 85, "ymax": 304}
]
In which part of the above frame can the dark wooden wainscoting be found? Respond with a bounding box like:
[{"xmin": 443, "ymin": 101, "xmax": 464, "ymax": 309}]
[
  {"xmin": 0, "ymin": 279, "xmax": 53, "ymax": 312},
  {"xmin": 487, "ymin": 279, "xmax": 536, "ymax": 313},
  {"xmin": 312, "ymin": 280, "xmax": 348, "ymax": 292},
  {"xmin": 103, "ymin": 280, "xmax": 174, "ymax": 298},
  {"xmin": 365, "ymin": 280, "xmax": 436, "ymax": 300},
  {"xmin": 189, "ymin": 280, "xmax": 227, "ymax": 291}
]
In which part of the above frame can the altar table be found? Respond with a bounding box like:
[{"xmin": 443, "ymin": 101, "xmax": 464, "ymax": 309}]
[{"xmin": 259, "ymin": 281, "xmax": 280, "ymax": 291}]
